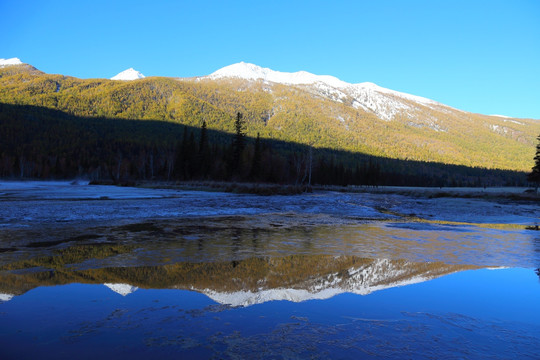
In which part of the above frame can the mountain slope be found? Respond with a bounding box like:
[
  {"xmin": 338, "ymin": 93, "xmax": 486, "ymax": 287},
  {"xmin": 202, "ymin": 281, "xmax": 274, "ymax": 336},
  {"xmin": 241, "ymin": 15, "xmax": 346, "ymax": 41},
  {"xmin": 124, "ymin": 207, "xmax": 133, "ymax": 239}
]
[
  {"xmin": 199, "ymin": 64, "xmax": 540, "ymax": 171},
  {"xmin": 0, "ymin": 60, "xmax": 538, "ymax": 173},
  {"xmin": 208, "ymin": 61, "xmax": 441, "ymax": 121}
]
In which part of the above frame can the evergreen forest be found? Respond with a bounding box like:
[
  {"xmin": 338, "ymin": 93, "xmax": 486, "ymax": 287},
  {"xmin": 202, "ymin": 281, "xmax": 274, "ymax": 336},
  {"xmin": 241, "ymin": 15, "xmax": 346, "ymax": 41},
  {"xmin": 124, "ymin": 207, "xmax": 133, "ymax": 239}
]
[{"xmin": 0, "ymin": 103, "xmax": 527, "ymax": 187}]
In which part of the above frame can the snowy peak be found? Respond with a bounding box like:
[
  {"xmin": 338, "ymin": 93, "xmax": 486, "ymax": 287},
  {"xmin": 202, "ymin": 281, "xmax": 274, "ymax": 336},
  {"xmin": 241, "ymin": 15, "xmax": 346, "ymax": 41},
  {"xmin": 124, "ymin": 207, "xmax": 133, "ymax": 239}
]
[
  {"xmin": 111, "ymin": 68, "xmax": 145, "ymax": 81},
  {"xmin": 0, "ymin": 57, "xmax": 23, "ymax": 68},
  {"xmin": 209, "ymin": 62, "xmax": 349, "ymax": 88},
  {"xmin": 208, "ymin": 62, "xmax": 440, "ymax": 121}
]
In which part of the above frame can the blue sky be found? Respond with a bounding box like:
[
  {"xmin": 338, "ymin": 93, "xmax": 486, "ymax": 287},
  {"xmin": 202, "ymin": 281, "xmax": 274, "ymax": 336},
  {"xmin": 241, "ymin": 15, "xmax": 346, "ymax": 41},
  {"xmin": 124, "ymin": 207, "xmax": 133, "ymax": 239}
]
[{"xmin": 1, "ymin": 0, "xmax": 539, "ymax": 118}]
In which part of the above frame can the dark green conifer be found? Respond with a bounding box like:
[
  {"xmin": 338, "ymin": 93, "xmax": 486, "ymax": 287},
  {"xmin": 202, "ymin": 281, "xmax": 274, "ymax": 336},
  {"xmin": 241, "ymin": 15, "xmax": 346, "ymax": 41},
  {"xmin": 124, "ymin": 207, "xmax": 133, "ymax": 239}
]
[
  {"xmin": 231, "ymin": 112, "xmax": 245, "ymax": 172},
  {"xmin": 528, "ymin": 135, "xmax": 540, "ymax": 192}
]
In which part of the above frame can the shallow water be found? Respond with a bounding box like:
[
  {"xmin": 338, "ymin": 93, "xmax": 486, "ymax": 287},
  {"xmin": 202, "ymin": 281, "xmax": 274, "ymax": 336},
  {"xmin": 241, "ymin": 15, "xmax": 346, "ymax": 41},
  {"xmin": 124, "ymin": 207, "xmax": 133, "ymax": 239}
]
[{"xmin": 0, "ymin": 181, "xmax": 539, "ymax": 359}]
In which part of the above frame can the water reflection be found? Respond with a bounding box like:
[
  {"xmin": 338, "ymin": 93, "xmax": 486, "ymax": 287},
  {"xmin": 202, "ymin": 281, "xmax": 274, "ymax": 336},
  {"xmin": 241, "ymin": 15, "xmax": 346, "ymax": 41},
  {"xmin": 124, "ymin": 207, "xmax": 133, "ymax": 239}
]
[
  {"xmin": 0, "ymin": 247, "xmax": 479, "ymax": 306},
  {"xmin": 2, "ymin": 216, "xmax": 539, "ymax": 269},
  {"xmin": 1, "ymin": 266, "xmax": 539, "ymax": 359},
  {"xmin": 531, "ymin": 227, "xmax": 540, "ymax": 277}
]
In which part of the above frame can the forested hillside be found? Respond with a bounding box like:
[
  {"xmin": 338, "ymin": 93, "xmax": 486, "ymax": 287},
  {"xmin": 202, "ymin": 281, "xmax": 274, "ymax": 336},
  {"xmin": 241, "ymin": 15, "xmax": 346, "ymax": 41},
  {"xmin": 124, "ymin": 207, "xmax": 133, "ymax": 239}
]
[
  {"xmin": 0, "ymin": 63, "xmax": 536, "ymax": 186},
  {"xmin": 0, "ymin": 102, "xmax": 526, "ymax": 187}
]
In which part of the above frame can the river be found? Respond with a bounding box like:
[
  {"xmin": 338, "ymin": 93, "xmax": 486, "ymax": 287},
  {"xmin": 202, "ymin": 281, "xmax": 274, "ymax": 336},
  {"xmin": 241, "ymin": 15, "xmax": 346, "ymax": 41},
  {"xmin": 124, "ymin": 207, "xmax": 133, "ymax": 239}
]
[{"xmin": 0, "ymin": 181, "xmax": 539, "ymax": 359}]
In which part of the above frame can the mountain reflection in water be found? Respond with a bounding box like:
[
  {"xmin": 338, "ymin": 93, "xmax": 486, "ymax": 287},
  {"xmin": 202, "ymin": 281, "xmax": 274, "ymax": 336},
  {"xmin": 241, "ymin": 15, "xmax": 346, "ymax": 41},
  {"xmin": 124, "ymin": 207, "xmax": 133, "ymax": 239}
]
[
  {"xmin": 1, "ymin": 259, "xmax": 539, "ymax": 359},
  {"xmin": 0, "ymin": 249, "xmax": 478, "ymax": 306},
  {"xmin": 1, "ymin": 184, "xmax": 540, "ymax": 359}
]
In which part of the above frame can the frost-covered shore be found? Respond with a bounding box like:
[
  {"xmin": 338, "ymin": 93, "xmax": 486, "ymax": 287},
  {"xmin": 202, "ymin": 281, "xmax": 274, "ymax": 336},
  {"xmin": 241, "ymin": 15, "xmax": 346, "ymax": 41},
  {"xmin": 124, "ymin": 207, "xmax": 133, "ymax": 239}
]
[{"xmin": 125, "ymin": 179, "xmax": 539, "ymax": 200}]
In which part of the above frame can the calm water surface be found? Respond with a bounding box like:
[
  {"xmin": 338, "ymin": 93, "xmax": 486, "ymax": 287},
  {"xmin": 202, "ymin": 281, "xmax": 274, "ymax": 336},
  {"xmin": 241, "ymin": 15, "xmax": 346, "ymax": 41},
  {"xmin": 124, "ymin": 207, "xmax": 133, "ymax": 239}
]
[{"xmin": 0, "ymin": 181, "xmax": 539, "ymax": 359}]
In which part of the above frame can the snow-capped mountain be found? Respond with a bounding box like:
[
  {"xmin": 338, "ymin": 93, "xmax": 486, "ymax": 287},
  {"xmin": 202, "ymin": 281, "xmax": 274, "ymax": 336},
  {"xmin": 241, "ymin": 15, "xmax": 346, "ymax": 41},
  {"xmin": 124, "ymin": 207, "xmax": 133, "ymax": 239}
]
[
  {"xmin": 1, "ymin": 57, "xmax": 537, "ymax": 171},
  {"xmin": 111, "ymin": 68, "xmax": 145, "ymax": 81},
  {"xmin": 196, "ymin": 258, "xmax": 473, "ymax": 307},
  {"xmin": 104, "ymin": 283, "xmax": 139, "ymax": 296},
  {"xmin": 0, "ymin": 58, "xmax": 23, "ymax": 68},
  {"xmin": 209, "ymin": 62, "xmax": 351, "ymax": 88},
  {"xmin": 208, "ymin": 62, "xmax": 441, "ymax": 121}
]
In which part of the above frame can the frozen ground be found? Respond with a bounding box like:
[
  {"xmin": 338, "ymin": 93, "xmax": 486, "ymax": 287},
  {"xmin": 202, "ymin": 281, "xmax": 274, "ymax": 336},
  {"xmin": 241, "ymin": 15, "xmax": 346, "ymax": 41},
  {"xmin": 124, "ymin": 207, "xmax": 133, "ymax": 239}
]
[
  {"xmin": 0, "ymin": 181, "xmax": 537, "ymax": 229},
  {"xmin": 0, "ymin": 180, "xmax": 386, "ymax": 228}
]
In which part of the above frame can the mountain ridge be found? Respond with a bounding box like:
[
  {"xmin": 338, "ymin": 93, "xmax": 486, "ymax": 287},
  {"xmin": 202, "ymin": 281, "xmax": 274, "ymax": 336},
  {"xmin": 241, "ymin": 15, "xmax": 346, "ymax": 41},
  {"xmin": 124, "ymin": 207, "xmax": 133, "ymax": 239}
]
[
  {"xmin": 0, "ymin": 58, "xmax": 538, "ymax": 174},
  {"xmin": 1, "ymin": 57, "xmax": 533, "ymax": 120},
  {"xmin": 207, "ymin": 62, "xmax": 445, "ymax": 122}
]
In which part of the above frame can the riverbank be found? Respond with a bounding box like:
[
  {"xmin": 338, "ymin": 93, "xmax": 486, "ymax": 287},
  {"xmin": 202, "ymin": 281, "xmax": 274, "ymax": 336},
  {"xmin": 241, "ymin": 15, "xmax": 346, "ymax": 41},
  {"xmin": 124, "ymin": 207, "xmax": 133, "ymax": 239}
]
[
  {"xmin": 89, "ymin": 180, "xmax": 309, "ymax": 195},
  {"xmin": 114, "ymin": 180, "xmax": 539, "ymax": 200},
  {"xmin": 320, "ymin": 184, "xmax": 539, "ymax": 201},
  {"xmin": 3, "ymin": 178, "xmax": 538, "ymax": 200}
]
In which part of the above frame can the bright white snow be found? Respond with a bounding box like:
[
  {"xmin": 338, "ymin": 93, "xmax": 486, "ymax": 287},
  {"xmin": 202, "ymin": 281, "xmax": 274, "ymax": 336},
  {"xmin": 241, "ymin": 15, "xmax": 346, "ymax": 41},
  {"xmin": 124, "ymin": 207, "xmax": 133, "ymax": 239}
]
[
  {"xmin": 200, "ymin": 259, "xmax": 438, "ymax": 307},
  {"xmin": 111, "ymin": 68, "xmax": 145, "ymax": 81},
  {"xmin": 207, "ymin": 62, "xmax": 441, "ymax": 121},
  {"xmin": 209, "ymin": 62, "xmax": 350, "ymax": 88},
  {"xmin": 0, "ymin": 293, "xmax": 15, "ymax": 302},
  {"xmin": 503, "ymin": 119, "xmax": 524, "ymax": 125},
  {"xmin": 0, "ymin": 57, "xmax": 23, "ymax": 67},
  {"xmin": 104, "ymin": 283, "xmax": 139, "ymax": 296},
  {"xmin": 203, "ymin": 288, "xmax": 341, "ymax": 307}
]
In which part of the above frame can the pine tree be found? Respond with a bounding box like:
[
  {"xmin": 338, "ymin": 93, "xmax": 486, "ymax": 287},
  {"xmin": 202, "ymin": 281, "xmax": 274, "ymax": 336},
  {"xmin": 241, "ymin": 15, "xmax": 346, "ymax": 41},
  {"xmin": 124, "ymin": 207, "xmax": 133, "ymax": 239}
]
[
  {"xmin": 528, "ymin": 134, "xmax": 540, "ymax": 192},
  {"xmin": 231, "ymin": 112, "xmax": 245, "ymax": 172}
]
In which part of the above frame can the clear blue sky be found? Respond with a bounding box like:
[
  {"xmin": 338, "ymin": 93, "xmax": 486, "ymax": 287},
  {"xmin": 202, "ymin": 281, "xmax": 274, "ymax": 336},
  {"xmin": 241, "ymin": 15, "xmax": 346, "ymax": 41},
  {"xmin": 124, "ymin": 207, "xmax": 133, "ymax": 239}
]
[{"xmin": 1, "ymin": 0, "xmax": 539, "ymax": 119}]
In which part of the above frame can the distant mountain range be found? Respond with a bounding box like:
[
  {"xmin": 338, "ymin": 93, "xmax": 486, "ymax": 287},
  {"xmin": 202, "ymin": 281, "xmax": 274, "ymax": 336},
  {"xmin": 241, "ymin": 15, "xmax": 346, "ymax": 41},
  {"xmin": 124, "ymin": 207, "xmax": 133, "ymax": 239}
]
[{"xmin": 0, "ymin": 58, "xmax": 538, "ymax": 172}]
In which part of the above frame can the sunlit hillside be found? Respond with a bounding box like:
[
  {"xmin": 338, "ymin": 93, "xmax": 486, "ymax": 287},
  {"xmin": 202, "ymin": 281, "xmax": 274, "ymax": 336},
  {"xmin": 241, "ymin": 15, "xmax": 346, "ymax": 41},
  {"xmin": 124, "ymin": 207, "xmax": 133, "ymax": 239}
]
[{"xmin": 0, "ymin": 62, "xmax": 538, "ymax": 173}]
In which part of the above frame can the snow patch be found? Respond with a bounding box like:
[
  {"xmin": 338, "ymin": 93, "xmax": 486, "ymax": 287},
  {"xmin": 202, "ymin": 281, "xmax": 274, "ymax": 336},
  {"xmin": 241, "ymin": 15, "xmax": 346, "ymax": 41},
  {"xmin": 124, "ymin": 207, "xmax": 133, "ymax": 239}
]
[
  {"xmin": 111, "ymin": 68, "xmax": 145, "ymax": 81},
  {"xmin": 0, "ymin": 58, "xmax": 23, "ymax": 67},
  {"xmin": 104, "ymin": 283, "xmax": 139, "ymax": 296},
  {"xmin": 203, "ymin": 288, "xmax": 341, "ymax": 307},
  {"xmin": 489, "ymin": 124, "xmax": 509, "ymax": 134},
  {"xmin": 503, "ymin": 119, "xmax": 524, "ymax": 125},
  {"xmin": 0, "ymin": 293, "xmax": 14, "ymax": 302}
]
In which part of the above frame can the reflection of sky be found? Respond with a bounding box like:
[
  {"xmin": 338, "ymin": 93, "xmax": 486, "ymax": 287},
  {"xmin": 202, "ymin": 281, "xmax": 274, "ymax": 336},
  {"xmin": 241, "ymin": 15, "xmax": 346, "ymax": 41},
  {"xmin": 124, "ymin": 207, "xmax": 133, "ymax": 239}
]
[{"xmin": 0, "ymin": 268, "xmax": 538, "ymax": 359}]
